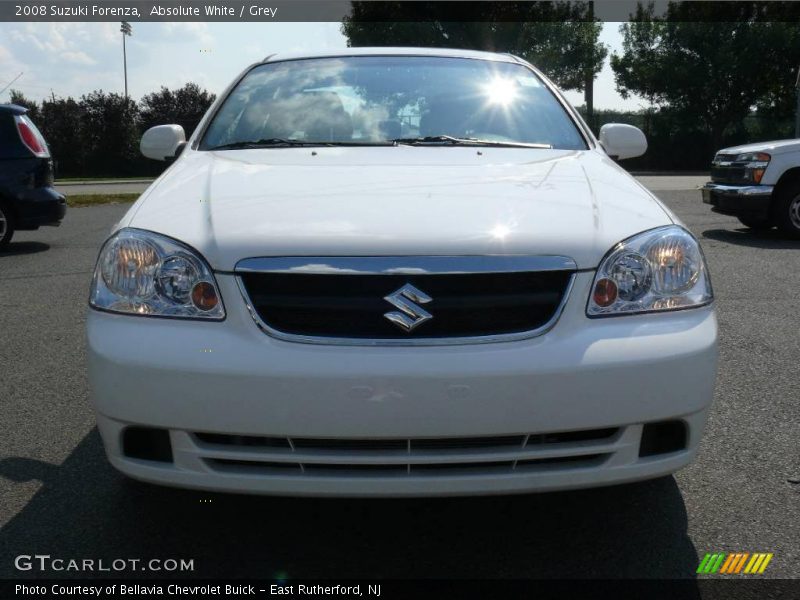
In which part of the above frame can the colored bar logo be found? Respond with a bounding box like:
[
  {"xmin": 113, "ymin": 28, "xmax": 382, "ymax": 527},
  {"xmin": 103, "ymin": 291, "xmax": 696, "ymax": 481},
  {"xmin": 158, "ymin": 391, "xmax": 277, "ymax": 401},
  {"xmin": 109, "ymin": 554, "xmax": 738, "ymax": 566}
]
[{"xmin": 697, "ymin": 552, "xmax": 773, "ymax": 574}]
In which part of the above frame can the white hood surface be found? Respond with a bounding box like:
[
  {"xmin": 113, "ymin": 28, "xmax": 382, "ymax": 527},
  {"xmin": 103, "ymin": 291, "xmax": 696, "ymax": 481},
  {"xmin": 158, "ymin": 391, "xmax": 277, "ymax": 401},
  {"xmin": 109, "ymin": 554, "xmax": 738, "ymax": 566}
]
[
  {"xmin": 122, "ymin": 147, "xmax": 673, "ymax": 271},
  {"xmin": 718, "ymin": 139, "xmax": 800, "ymax": 156}
]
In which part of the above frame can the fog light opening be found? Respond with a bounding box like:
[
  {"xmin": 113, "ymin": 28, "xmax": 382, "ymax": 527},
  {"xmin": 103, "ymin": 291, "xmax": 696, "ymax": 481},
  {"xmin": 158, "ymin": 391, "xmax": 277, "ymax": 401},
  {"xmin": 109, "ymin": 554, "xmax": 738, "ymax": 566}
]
[
  {"xmin": 122, "ymin": 426, "xmax": 174, "ymax": 463},
  {"xmin": 639, "ymin": 420, "xmax": 687, "ymax": 457}
]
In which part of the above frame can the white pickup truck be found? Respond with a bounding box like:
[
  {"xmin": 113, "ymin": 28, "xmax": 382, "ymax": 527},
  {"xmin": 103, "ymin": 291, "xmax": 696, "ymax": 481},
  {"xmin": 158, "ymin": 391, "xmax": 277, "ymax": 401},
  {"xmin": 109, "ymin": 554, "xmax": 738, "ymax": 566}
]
[{"xmin": 702, "ymin": 139, "xmax": 800, "ymax": 236}]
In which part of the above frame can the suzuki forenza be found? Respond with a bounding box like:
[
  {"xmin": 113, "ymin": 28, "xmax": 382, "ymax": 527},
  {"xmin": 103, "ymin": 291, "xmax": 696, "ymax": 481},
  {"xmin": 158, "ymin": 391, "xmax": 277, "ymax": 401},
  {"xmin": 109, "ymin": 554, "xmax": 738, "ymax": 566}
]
[{"xmin": 87, "ymin": 48, "xmax": 717, "ymax": 496}]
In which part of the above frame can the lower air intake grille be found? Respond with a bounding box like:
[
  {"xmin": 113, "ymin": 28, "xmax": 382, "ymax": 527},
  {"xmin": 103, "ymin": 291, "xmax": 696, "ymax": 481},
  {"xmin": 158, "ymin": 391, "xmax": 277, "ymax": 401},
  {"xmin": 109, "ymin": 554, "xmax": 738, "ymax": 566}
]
[
  {"xmin": 206, "ymin": 455, "xmax": 608, "ymax": 478},
  {"xmin": 195, "ymin": 429, "xmax": 619, "ymax": 478}
]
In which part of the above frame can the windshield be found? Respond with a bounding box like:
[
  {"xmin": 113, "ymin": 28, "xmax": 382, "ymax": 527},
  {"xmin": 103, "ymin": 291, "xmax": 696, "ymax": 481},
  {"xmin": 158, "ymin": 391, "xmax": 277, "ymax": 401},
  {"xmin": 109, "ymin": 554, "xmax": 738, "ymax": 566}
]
[{"xmin": 200, "ymin": 56, "xmax": 587, "ymax": 150}]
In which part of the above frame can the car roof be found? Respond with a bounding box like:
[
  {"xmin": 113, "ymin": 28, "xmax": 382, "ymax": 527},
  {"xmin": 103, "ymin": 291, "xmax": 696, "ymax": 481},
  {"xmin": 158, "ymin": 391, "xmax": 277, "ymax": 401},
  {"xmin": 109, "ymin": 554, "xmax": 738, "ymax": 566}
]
[
  {"xmin": 0, "ymin": 104, "xmax": 28, "ymax": 116},
  {"xmin": 262, "ymin": 47, "xmax": 521, "ymax": 64}
]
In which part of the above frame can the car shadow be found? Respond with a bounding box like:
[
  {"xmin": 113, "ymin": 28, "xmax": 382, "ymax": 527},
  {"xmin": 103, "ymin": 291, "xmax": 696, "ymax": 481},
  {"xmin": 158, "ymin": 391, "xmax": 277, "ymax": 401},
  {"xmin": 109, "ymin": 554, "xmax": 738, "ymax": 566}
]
[
  {"xmin": 702, "ymin": 228, "xmax": 800, "ymax": 249},
  {"xmin": 0, "ymin": 241, "xmax": 50, "ymax": 256},
  {"xmin": 0, "ymin": 429, "xmax": 701, "ymax": 592}
]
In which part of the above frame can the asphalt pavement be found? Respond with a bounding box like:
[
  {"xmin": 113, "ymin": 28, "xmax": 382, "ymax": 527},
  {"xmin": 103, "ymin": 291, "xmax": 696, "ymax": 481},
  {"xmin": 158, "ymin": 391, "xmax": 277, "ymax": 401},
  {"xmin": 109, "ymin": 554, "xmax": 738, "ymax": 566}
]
[{"xmin": 0, "ymin": 182, "xmax": 798, "ymax": 587}]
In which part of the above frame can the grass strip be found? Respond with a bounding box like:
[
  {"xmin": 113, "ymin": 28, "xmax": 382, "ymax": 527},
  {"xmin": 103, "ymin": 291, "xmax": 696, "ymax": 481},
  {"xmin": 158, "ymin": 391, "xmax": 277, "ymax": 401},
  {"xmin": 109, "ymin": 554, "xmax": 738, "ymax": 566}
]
[{"xmin": 67, "ymin": 193, "xmax": 140, "ymax": 207}]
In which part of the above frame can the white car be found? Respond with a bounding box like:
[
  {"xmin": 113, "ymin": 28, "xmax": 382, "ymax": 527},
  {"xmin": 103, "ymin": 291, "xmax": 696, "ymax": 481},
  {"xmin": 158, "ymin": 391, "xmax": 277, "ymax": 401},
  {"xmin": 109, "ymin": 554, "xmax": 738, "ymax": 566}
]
[{"xmin": 87, "ymin": 48, "xmax": 718, "ymax": 496}]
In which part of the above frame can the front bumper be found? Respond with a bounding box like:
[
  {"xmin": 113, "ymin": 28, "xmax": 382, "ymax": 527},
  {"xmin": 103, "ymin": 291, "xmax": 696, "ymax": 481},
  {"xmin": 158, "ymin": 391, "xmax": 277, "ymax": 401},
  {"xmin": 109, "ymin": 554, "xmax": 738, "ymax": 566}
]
[
  {"xmin": 87, "ymin": 272, "xmax": 718, "ymax": 497},
  {"xmin": 701, "ymin": 182, "xmax": 773, "ymax": 217}
]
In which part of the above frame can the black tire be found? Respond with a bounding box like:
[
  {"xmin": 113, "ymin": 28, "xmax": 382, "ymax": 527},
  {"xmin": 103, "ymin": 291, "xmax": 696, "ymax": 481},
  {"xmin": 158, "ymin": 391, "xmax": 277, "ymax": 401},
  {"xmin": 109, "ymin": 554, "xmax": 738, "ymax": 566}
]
[
  {"xmin": 0, "ymin": 202, "xmax": 14, "ymax": 250},
  {"xmin": 774, "ymin": 181, "xmax": 800, "ymax": 239},
  {"xmin": 736, "ymin": 214, "xmax": 773, "ymax": 230}
]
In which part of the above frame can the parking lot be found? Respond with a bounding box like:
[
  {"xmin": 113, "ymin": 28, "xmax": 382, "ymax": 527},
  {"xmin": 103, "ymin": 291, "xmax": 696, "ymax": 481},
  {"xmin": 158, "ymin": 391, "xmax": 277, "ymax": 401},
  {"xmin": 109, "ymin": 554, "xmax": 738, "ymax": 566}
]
[{"xmin": 0, "ymin": 183, "xmax": 798, "ymax": 583}]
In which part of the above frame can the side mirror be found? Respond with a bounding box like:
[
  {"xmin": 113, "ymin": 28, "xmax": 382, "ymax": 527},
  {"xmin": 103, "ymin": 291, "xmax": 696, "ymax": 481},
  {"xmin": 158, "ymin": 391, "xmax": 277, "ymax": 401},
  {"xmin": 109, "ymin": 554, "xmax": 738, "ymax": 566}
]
[
  {"xmin": 598, "ymin": 123, "xmax": 647, "ymax": 160},
  {"xmin": 140, "ymin": 125, "xmax": 186, "ymax": 161}
]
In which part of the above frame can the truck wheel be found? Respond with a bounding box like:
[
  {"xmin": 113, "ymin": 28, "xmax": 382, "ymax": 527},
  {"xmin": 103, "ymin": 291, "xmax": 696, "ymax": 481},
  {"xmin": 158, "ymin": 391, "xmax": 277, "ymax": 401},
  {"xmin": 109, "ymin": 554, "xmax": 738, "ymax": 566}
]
[
  {"xmin": 0, "ymin": 202, "xmax": 15, "ymax": 250},
  {"xmin": 736, "ymin": 214, "xmax": 773, "ymax": 230},
  {"xmin": 775, "ymin": 182, "xmax": 800, "ymax": 239}
]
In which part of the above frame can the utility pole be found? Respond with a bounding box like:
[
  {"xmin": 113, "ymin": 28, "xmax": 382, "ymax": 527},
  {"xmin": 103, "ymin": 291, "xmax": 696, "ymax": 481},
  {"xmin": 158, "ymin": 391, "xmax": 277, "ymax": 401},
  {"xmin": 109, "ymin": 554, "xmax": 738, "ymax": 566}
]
[
  {"xmin": 120, "ymin": 21, "xmax": 132, "ymax": 99},
  {"xmin": 795, "ymin": 64, "xmax": 800, "ymax": 139},
  {"xmin": 584, "ymin": 1, "xmax": 595, "ymax": 130}
]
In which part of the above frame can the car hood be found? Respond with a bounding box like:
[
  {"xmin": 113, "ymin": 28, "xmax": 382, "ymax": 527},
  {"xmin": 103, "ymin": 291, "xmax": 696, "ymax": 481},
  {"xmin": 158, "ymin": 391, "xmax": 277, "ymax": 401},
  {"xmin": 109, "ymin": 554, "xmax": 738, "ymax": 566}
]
[
  {"xmin": 718, "ymin": 139, "xmax": 800, "ymax": 156},
  {"xmin": 122, "ymin": 147, "xmax": 673, "ymax": 271}
]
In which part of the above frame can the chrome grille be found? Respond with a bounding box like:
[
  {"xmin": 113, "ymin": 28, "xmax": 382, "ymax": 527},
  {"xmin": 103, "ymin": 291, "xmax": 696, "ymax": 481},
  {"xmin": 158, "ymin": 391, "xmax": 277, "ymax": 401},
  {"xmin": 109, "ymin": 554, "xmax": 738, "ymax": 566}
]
[
  {"xmin": 711, "ymin": 154, "xmax": 747, "ymax": 184},
  {"xmin": 235, "ymin": 256, "xmax": 576, "ymax": 345}
]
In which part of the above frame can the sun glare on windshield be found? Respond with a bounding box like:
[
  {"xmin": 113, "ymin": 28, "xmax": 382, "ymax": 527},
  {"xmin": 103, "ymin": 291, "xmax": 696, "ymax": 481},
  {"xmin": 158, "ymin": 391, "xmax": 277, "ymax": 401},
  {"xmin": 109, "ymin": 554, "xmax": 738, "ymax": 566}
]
[{"xmin": 484, "ymin": 78, "xmax": 519, "ymax": 106}]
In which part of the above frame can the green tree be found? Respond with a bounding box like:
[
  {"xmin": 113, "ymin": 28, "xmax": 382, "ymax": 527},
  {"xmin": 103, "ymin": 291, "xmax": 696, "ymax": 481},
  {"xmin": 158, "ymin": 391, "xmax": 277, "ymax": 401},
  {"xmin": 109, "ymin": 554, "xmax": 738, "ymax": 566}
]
[
  {"xmin": 8, "ymin": 89, "xmax": 40, "ymax": 120},
  {"xmin": 341, "ymin": 2, "xmax": 607, "ymax": 118},
  {"xmin": 39, "ymin": 97, "xmax": 86, "ymax": 177},
  {"xmin": 611, "ymin": 2, "xmax": 800, "ymax": 150},
  {"xmin": 79, "ymin": 90, "xmax": 139, "ymax": 177},
  {"xmin": 139, "ymin": 82, "xmax": 216, "ymax": 137}
]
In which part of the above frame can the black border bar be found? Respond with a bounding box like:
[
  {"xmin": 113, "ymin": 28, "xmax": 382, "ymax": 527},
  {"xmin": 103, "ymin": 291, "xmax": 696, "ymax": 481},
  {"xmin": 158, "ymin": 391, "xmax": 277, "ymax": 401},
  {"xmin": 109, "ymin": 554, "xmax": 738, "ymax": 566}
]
[
  {"xmin": 3, "ymin": 579, "xmax": 800, "ymax": 600},
  {"xmin": 2, "ymin": 1, "xmax": 800, "ymax": 23}
]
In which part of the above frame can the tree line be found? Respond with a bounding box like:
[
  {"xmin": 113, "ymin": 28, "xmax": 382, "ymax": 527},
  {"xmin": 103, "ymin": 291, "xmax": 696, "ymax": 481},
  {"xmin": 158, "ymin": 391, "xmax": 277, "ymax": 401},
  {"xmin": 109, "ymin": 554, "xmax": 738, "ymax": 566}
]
[
  {"xmin": 9, "ymin": 83, "xmax": 215, "ymax": 178},
  {"xmin": 8, "ymin": 2, "xmax": 800, "ymax": 176},
  {"xmin": 344, "ymin": 1, "xmax": 800, "ymax": 169}
]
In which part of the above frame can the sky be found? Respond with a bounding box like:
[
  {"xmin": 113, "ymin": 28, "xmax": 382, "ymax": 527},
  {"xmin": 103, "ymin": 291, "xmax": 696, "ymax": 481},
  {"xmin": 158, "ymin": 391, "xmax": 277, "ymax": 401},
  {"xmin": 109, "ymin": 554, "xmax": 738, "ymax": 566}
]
[{"xmin": 0, "ymin": 22, "xmax": 648, "ymax": 111}]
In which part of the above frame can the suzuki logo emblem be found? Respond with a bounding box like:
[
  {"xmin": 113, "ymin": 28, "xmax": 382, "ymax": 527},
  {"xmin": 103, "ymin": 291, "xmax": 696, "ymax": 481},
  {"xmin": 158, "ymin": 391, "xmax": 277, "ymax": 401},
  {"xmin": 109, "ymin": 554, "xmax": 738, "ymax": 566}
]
[{"xmin": 383, "ymin": 283, "xmax": 433, "ymax": 332}]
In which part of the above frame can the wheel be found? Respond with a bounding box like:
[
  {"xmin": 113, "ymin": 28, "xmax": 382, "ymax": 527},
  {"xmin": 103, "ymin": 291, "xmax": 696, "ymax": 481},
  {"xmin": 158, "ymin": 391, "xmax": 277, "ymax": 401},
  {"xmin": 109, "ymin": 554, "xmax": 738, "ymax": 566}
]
[
  {"xmin": 736, "ymin": 214, "xmax": 773, "ymax": 230},
  {"xmin": 774, "ymin": 181, "xmax": 800, "ymax": 238},
  {"xmin": 0, "ymin": 202, "xmax": 15, "ymax": 249}
]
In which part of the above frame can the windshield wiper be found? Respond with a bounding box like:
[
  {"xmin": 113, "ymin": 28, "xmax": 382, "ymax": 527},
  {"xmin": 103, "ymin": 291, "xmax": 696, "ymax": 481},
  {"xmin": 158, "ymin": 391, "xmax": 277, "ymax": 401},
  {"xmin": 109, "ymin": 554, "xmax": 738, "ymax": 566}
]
[
  {"xmin": 390, "ymin": 135, "xmax": 552, "ymax": 149},
  {"xmin": 207, "ymin": 138, "xmax": 332, "ymax": 150}
]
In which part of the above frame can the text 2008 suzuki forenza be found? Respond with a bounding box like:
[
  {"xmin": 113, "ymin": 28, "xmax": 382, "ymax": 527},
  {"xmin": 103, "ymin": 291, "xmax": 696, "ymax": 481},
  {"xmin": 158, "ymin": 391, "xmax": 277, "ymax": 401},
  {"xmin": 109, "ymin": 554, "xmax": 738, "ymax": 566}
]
[{"xmin": 87, "ymin": 48, "xmax": 717, "ymax": 496}]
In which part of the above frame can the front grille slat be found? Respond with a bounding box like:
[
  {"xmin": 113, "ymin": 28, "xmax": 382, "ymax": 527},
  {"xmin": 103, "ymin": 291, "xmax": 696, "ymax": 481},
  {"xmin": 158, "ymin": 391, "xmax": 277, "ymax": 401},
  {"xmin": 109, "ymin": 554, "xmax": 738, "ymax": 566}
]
[
  {"xmin": 194, "ymin": 429, "xmax": 618, "ymax": 455},
  {"xmin": 412, "ymin": 435, "xmax": 525, "ymax": 450},
  {"xmin": 206, "ymin": 454, "xmax": 608, "ymax": 478},
  {"xmin": 711, "ymin": 166, "xmax": 747, "ymax": 184},
  {"xmin": 239, "ymin": 269, "xmax": 573, "ymax": 341},
  {"xmin": 246, "ymin": 291, "xmax": 563, "ymax": 312},
  {"xmin": 195, "ymin": 429, "xmax": 619, "ymax": 477}
]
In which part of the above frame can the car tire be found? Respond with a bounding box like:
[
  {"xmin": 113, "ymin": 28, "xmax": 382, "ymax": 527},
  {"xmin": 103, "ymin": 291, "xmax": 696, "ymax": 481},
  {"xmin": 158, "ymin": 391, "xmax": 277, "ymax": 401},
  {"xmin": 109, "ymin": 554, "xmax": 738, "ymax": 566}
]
[
  {"xmin": 774, "ymin": 182, "xmax": 800, "ymax": 239},
  {"xmin": 0, "ymin": 202, "xmax": 15, "ymax": 249},
  {"xmin": 736, "ymin": 214, "xmax": 773, "ymax": 230}
]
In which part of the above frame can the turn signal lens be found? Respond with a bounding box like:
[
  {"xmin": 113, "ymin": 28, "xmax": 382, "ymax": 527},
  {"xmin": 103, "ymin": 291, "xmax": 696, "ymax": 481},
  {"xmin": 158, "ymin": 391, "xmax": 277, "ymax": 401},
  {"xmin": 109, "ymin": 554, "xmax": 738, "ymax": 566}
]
[
  {"xmin": 191, "ymin": 282, "xmax": 219, "ymax": 311},
  {"xmin": 752, "ymin": 168, "xmax": 765, "ymax": 183},
  {"xmin": 593, "ymin": 278, "xmax": 618, "ymax": 307}
]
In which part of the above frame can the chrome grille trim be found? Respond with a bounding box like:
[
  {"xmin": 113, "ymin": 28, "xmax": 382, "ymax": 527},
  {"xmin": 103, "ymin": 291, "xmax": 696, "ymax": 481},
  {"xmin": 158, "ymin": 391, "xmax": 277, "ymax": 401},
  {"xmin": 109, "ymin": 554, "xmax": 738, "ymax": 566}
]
[
  {"xmin": 233, "ymin": 255, "xmax": 577, "ymax": 346},
  {"xmin": 234, "ymin": 255, "xmax": 577, "ymax": 275}
]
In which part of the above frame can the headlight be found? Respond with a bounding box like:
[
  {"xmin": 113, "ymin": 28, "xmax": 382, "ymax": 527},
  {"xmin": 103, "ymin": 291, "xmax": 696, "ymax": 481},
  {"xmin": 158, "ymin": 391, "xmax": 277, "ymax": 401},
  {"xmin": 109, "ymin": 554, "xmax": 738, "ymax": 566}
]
[
  {"xmin": 735, "ymin": 152, "xmax": 770, "ymax": 163},
  {"xmin": 736, "ymin": 152, "xmax": 770, "ymax": 184},
  {"xmin": 587, "ymin": 226, "xmax": 712, "ymax": 317},
  {"xmin": 89, "ymin": 228, "xmax": 225, "ymax": 319}
]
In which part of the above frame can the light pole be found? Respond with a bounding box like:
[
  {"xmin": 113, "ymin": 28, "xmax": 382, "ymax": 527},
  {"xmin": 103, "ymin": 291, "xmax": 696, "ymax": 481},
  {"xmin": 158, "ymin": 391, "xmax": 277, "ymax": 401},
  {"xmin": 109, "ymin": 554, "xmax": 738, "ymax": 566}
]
[
  {"xmin": 795, "ymin": 64, "xmax": 800, "ymax": 139},
  {"xmin": 120, "ymin": 21, "xmax": 132, "ymax": 99}
]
